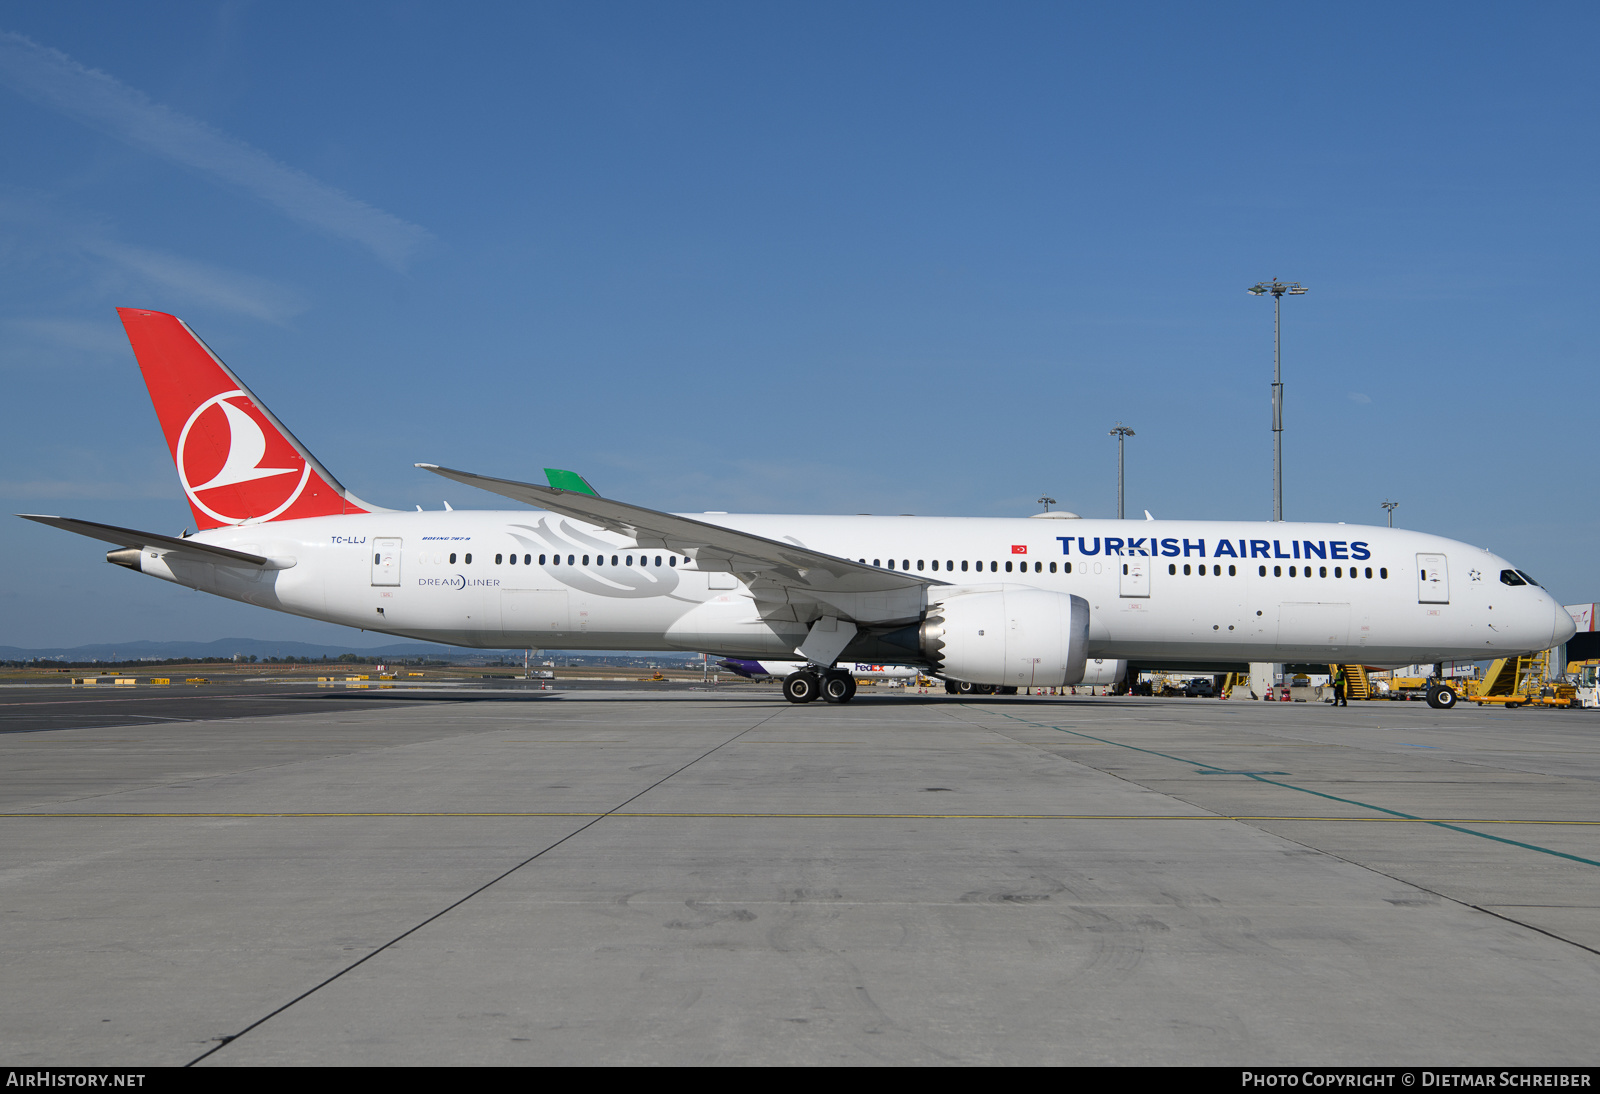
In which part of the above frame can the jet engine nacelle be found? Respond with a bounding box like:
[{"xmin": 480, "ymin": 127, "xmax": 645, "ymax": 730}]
[
  {"xmin": 1078, "ymin": 658, "xmax": 1128, "ymax": 686},
  {"xmin": 919, "ymin": 586, "xmax": 1090, "ymax": 688}
]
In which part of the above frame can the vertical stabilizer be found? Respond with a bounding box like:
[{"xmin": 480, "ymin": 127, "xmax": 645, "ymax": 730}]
[{"xmin": 117, "ymin": 308, "xmax": 382, "ymax": 529}]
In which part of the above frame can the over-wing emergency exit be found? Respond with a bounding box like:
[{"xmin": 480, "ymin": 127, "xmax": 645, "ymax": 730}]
[{"xmin": 19, "ymin": 310, "xmax": 1576, "ymax": 706}]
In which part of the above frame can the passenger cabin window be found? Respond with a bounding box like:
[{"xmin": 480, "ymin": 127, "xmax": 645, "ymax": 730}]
[
  {"xmin": 1005, "ymin": 561, "xmax": 1013, "ymax": 572},
  {"xmin": 1049, "ymin": 562, "xmax": 1057, "ymax": 573},
  {"xmin": 961, "ymin": 561, "xmax": 968, "ymax": 571},
  {"xmin": 1228, "ymin": 565, "xmax": 1236, "ymax": 576},
  {"xmin": 990, "ymin": 561, "xmax": 998, "ymax": 572},
  {"xmin": 1380, "ymin": 568, "xmax": 1388, "ymax": 579},
  {"xmin": 1169, "ymin": 564, "xmax": 1176, "ymax": 575},
  {"xmin": 496, "ymin": 554, "xmax": 503, "ymax": 565},
  {"xmin": 449, "ymin": 553, "xmax": 457, "ymax": 564}
]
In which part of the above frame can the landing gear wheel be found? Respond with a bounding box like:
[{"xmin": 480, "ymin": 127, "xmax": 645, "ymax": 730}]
[
  {"xmin": 957, "ymin": 681, "xmax": 979, "ymax": 695},
  {"xmin": 1425, "ymin": 684, "xmax": 1458, "ymax": 710},
  {"xmin": 998, "ymin": 686, "xmax": 1018, "ymax": 695},
  {"xmin": 945, "ymin": 680, "xmax": 960, "ymax": 695},
  {"xmin": 822, "ymin": 673, "xmax": 856, "ymax": 703},
  {"xmin": 783, "ymin": 672, "xmax": 822, "ymax": 704}
]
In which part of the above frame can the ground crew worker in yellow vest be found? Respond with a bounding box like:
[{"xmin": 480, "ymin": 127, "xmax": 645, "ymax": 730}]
[{"xmin": 1333, "ymin": 667, "xmax": 1348, "ymax": 707}]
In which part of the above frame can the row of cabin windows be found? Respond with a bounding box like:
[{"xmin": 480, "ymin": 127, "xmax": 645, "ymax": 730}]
[
  {"xmin": 1258, "ymin": 564, "xmax": 1386, "ymax": 579},
  {"xmin": 859, "ymin": 559, "xmax": 1073, "ymax": 574},
  {"xmin": 1161, "ymin": 562, "xmax": 1389, "ymax": 579},
  {"xmin": 449, "ymin": 552, "xmax": 1389, "ymax": 581},
  {"xmin": 492, "ymin": 553, "xmax": 680, "ymax": 568}
]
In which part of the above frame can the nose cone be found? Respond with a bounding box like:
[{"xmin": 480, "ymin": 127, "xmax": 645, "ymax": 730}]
[{"xmin": 1553, "ymin": 601, "xmax": 1578, "ymax": 648}]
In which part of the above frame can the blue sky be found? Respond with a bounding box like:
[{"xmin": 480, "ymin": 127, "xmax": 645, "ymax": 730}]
[{"xmin": 2, "ymin": 2, "xmax": 1596, "ymax": 647}]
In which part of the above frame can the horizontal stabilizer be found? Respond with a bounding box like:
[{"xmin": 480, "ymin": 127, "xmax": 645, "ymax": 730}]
[{"xmin": 17, "ymin": 514, "xmax": 272, "ymax": 566}]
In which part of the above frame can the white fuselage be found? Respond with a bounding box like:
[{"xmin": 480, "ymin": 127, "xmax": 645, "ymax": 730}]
[{"xmin": 134, "ymin": 512, "xmax": 1570, "ymax": 668}]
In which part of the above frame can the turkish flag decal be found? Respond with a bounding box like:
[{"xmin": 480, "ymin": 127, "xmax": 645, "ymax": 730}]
[{"xmin": 1011, "ymin": 545, "xmax": 1027, "ymax": 554}]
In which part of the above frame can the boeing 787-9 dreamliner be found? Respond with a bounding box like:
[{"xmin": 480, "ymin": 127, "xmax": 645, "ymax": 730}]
[{"xmin": 20, "ymin": 310, "xmax": 1576, "ymax": 706}]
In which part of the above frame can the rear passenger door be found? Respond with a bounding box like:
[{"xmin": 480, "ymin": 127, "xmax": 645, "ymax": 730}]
[{"xmin": 371, "ymin": 538, "xmax": 401, "ymax": 586}]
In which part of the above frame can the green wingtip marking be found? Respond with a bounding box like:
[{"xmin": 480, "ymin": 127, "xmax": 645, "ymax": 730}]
[{"xmin": 543, "ymin": 468, "xmax": 599, "ymax": 496}]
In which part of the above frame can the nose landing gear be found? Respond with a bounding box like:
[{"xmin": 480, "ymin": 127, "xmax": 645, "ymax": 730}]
[{"xmin": 1425, "ymin": 683, "xmax": 1458, "ymax": 710}]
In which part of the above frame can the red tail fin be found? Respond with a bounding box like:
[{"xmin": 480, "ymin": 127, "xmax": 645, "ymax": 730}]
[{"xmin": 118, "ymin": 308, "xmax": 373, "ymax": 529}]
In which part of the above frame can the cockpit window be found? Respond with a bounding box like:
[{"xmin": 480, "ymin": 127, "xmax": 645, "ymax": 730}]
[
  {"xmin": 1515, "ymin": 570, "xmax": 1541, "ymax": 587},
  {"xmin": 1499, "ymin": 569, "xmax": 1527, "ymax": 586}
]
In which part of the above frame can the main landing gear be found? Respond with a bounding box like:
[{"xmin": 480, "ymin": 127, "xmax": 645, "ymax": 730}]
[
  {"xmin": 783, "ymin": 669, "xmax": 857, "ymax": 704},
  {"xmin": 1425, "ymin": 683, "xmax": 1458, "ymax": 710}
]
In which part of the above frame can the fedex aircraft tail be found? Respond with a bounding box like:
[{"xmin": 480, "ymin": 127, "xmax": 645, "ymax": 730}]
[{"xmin": 117, "ymin": 309, "xmax": 381, "ymax": 529}]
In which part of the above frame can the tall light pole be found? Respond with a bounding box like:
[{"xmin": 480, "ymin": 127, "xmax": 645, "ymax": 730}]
[
  {"xmin": 1109, "ymin": 423, "xmax": 1134, "ymax": 519},
  {"xmin": 1038, "ymin": 495, "xmax": 1056, "ymax": 512},
  {"xmin": 1247, "ymin": 278, "xmax": 1307, "ymax": 521},
  {"xmin": 1382, "ymin": 499, "xmax": 1398, "ymax": 527}
]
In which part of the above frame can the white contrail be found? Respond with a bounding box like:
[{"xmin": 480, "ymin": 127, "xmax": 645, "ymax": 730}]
[
  {"xmin": 83, "ymin": 240, "xmax": 306, "ymax": 322},
  {"xmin": 0, "ymin": 31, "xmax": 431, "ymax": 269}
]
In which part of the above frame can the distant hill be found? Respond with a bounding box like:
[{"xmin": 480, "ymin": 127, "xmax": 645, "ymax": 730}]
[{"xmin": 1, "ymin": 638, "xmax": 702, "ymax": 664}]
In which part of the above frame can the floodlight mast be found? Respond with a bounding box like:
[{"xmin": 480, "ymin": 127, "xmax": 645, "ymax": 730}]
[
  {"xmin": 1109, "ymin": 423, "xmax": 1135, "ymax": 519},
  {"xmin": 1247, "ymin": 278, "xmax": 1307, "ymax": 521},
  {"xmin": 1382, "ymin": 499, "xmax": 1398, "ymax": 528}
]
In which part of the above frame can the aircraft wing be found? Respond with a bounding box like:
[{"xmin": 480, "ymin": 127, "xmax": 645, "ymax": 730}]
[
  {"xmin": 417, "ymin": 464, "xmax": 941, "ymax": 626},
  {"xmin": 17, "ymin": 514, "xmax": 274, "ymax": 566}
]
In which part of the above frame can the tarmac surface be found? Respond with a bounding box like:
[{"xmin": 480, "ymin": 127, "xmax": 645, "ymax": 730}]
[{"xmin": 2, "ymin": 682, "xmax": 1598, "ymax": 1065}]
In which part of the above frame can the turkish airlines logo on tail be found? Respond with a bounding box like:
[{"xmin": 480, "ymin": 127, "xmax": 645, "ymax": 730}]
[{"xmin": 177, "ymin": 390, "xmax": 310, "ymax": 525}]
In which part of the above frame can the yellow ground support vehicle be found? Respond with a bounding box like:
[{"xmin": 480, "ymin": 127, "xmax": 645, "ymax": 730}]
[
  {"xmin": 1466, "ymin": 650, "xmax": 1575, "ymax": 709},
  {"xmin": 1572, "ymin": 661, "xmax": 1600, "ymax": 709}
]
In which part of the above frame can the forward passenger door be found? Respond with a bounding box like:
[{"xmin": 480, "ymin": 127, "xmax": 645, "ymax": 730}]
[{"xmin": 1417, "ymin": 554, "xmax": 1449, "ymax": 604}]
